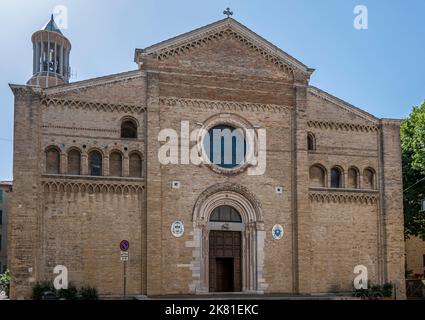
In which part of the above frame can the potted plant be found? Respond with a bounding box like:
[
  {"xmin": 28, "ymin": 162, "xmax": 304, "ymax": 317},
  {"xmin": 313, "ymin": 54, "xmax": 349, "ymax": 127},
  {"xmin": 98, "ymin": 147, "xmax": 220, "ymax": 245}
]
[
  {"xmin": 0, "ymin": 269, "xmax": 10, "ymax": 298},
  {"xmin": 381, "ymin": 283, "xmax": 394, "ymax": 300}
]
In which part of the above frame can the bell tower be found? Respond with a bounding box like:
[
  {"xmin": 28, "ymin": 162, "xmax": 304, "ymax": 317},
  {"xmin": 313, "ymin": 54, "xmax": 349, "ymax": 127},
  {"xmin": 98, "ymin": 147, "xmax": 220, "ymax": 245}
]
[{"xmin": 27, "ymin": 14, "xmax": 71, "ymax": 88}]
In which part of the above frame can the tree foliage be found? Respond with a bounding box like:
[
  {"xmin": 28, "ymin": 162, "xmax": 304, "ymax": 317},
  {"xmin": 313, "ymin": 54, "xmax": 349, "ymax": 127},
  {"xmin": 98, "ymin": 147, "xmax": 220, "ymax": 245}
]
[{"xmin": 401, "ymin": 102, "xmax": 425, "ymax": 240}]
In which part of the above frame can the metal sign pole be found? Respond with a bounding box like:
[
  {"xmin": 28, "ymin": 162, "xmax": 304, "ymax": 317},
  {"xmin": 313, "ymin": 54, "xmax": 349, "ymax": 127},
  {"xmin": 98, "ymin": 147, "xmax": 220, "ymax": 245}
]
[
  {"xmin": 119, "ymin": 240, "xmax": 130, "ymax": 298},
  {"xmin": 124, "ymin": 261, "xmax": 127, "ymax": 297}
]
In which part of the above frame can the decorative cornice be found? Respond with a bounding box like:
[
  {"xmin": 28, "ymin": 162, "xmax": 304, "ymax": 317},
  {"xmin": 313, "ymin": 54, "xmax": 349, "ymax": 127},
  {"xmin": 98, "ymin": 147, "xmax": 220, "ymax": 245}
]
[
  {"xmin": 308, "ymin": 86, "xmax": 378, "ymax": 123},
  {"xmin": 137, "ymin": 18, "xmax": 313, "ymax": 80},
  {"xmin": 42, "ymin": 179, "xmax": 144, "ymax": 194},
  {"xmin": 160, "ymin": 96, "xmax": 291, "ymax": 113},
  {"xmin": 43, "ymin": 69, "xmax": 145, "ymax": 95},
  {"xmin": 41, "ymin": 98, "xmax": 146, "ymax": 114},
  {"xmin": 42, "ymin": 125, "xmax": 118, "ymax": 134},
  {"xmin": 309, "ymin": 190, "xmax": 378, "ymax": 205},
  {"xmin": 150, "ymin": 28, "xmax": 293, "ymax": 79},
  {"xmin": 307, "ymin": 120, "xmax": 378, "ymax": 133},
  {"xmin": 192, "ymin": 182, "xmax": 263, "ymax": 222},
  {"xmin": 379, "ymin": 118, "xmax": 403, "ymax": 127},
  {"xmin": 9, "ymin": 84, "xmax": 42, "ymax": 96}
]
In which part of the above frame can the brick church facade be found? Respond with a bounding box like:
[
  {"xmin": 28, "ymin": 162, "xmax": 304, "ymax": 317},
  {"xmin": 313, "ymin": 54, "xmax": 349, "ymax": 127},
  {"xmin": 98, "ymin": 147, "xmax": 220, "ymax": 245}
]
[{"xmin": 8, "ymin": 15, "xmax": 406, "ymax": 299}]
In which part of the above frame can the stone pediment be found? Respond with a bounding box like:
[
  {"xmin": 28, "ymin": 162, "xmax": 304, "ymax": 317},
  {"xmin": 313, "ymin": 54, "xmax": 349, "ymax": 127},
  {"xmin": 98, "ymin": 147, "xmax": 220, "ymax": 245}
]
[{"xmin": 135, "ymin": 18, "xmax": 314, "ymax": 81}]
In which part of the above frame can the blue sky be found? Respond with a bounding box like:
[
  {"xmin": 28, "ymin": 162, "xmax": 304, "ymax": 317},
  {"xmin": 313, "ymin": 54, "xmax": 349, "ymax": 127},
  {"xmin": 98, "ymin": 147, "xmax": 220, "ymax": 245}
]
[{"xmin": 0, "ymin": 0, "xmax": 424, "ymax": 180}]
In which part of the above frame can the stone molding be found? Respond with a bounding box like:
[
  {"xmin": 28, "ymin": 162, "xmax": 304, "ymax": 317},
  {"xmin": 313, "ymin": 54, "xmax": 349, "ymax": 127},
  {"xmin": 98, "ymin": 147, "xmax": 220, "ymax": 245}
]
[
  {"xmin": 192, "ymin": 182, "xmax": 263, "ymax": 223},
  {"xmin": 152, "ymin": 28, "xmax": 294, "ymax": 79},
  {"xmin": 309, "ymin": 189, "xmax": 378, "ymax": 205},
  {"xmin": 43, "ymin": 70, "xmax": 144, "ymax": 94},
  {"xmin": 190, "ymin": 182, "xmax": 266, "ymax": 293},
  {"xmin": 9, "ymin": 84, "xmax": 42, "ymax": 95},
  {"xmin": 42, "ymin": 177, "xmax": 144, "ymax": 194},
  {"xmin": 42, "ymin": 125, "xmax": 119, "ymax": 134},
  {"xmin": 41, "ymin": 98, "xmax": 146, "ymax": 114},
  {"xmin": 138, "ymin": 18, "xmax": 314, "ymax": 80},
  {"xmin": 307, "ymin": 120, "xmax": 378, "ymax": 133},
  {"xmin": 160, "ymin": 96, "xmax": 291, "ymax": 113}
]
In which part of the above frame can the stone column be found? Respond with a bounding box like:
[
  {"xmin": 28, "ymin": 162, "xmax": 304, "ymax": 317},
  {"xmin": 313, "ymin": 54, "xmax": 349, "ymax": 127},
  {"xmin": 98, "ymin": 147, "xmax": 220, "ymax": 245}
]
[
  {"xmin": 103, "ymin": 155, "xmax": 109, "ymax": 176},
  {"xmin": 40, "ymin": 40, "xmax": 44, "ymax": 73},
  {"xmin": 59, "ymin": 45, "xmax": 64, "ymax": 77},
  {"xmin": 66, "ymin": 49, "xmax": 70, "ymax": 80},
  {"xmin": 379, "ymin": 119, "xmax": 406, "ymax": 299},
  {"xmin": 8, "ymin": 86, "xmax": 42, "ymax": 299},
  {"xmin": 292, "ymin": 82, "xmax": 313, "ymax": 294},
  {"xmin": 54, "ymin": 43, "xmax": 57, "ymax": 74},
  {"xmin": 145, "ymin": 72, "xmax": 163, "ymax": 295},
  {"xmin": 36, "ymin": 42, "xmax": 41, "ymax": 74},
  {"xmin": 32, "ymin": 43, "xmax": 36, "ymax": 75},
  {"xmin": 60, "ymin": 152, "xmax": 67, "ymax": 175},
  {"xmin": 81, "ymin": 152, "xmax": 88, "ymax": 175},
  {"xmin": 123, "ymin": 155, "xmax": 129, "ymax": 177}
]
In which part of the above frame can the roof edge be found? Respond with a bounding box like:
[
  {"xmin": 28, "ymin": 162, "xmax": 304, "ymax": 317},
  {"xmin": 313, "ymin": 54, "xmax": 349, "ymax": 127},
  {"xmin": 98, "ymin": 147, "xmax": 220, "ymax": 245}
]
[
  {"xmin": 308, "ymin": 86, "xmax": 379, "ymax": 123},
  {"xmin": 9, "ymin": 84, "xmax": 42, "ymax": 95},
  {"xmin": 43, "ymin": 69, "xmax": 145, "ymax": 95},
  {"xmin": 134, "ymin": 17, "xmax": 313, "ymax": 75},
  {"xmin": 380, "ymin": 118, "xmax": 403, "ymax": 126}
]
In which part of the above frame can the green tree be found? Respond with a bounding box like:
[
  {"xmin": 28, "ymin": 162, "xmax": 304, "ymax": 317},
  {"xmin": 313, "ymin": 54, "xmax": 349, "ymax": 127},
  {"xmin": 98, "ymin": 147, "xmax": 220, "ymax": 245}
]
[{"xmin": 401, "ymin": 101, "xmax": 425, "ymax": 240}]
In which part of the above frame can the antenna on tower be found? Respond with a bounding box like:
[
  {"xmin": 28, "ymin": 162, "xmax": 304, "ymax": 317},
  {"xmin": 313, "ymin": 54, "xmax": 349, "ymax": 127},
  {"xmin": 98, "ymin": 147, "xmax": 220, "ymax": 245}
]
[{"xmin": 70, "ymin": 69, "xmax": 78, "ymax": 81}]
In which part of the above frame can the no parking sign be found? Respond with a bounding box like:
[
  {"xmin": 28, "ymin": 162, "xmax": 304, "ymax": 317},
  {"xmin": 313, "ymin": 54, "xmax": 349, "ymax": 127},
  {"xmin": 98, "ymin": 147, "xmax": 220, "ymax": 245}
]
[{"xmin": 120, "ymin": 240, "xmax": 129, "ymax": 252}]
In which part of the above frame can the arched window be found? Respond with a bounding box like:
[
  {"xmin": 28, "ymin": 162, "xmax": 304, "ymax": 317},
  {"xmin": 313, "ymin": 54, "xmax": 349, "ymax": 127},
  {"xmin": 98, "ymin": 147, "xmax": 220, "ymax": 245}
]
[
  {"xmin": 309, "ymin": 165, "xmax": 326, "ymax": 187},
  {"xmin": 307, "ymin": 133, "xmax": 316, "ymax": 151},
  {"xmin": 89, "ymin": 151, "xmax": 102, "ymax": 176},
  {"xmin": 129, "ymin": 152, "xmax": 142, "ymax": 178},
  {"xmin": 331, "ymin": 167, "xmax": 343, "ymax": 188},
  {"xmin": 67, "ymin": 149, "xmax": 81, "ymax": 175},
  {"xmin": 363, "ymin": 168, "xmax": 375, "ymax": 189},
  {"xmin": 45, "ymin": 147, "xmax": 60, "ymax": 174},
  {"xmin": 121, "ymin": 119, "xmax": 137, "ymax": 139},
  {"xmin": 210, "ymin": 206, "xmax": 242, "ymax": 223},
  {"xmin": 203, "ymin": 124, "xmax": 247, "ymax": 169},
  {"xmin": 347, "ymin": 167, "xmax": 359, "ymax": 189},
  {"xmin": 109, "ymin": 151, "xmax": 123, "ymax": 177}
]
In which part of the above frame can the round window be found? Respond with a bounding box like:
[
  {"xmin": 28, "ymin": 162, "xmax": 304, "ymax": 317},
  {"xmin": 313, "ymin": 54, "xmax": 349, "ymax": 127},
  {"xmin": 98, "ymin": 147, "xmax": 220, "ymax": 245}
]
[{"xmin": 203, "ymin": 125, "xmax": 247, "ymax": 169}]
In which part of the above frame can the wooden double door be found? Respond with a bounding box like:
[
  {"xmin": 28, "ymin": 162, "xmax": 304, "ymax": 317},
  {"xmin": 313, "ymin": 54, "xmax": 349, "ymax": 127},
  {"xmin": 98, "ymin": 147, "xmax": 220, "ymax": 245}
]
[{"xmin": 209, "ymin": 231, "xmax": 242, "ymax": 292}]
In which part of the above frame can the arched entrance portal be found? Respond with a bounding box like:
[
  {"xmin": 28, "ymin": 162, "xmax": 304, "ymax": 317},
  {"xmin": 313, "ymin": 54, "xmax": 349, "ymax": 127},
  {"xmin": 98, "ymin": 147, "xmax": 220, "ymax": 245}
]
[
  {"xmin": 191, "ymin": 183, "xmax": 266, "ymax": 294},
  {"xmin": 209, "ymin": 206, "xmax": 243, "ymax": 292}
]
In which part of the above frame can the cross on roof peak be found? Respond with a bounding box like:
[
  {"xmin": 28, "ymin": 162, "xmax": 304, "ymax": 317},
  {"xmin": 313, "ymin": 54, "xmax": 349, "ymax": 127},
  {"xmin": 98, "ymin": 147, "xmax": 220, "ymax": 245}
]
[{"xmin": 223, "ymin": 8, "xmax": 233, "ymax": 18}]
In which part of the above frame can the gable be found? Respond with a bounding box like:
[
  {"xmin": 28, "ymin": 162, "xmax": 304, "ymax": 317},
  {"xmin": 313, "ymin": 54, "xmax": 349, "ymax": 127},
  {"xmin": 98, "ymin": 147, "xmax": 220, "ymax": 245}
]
[
  {"xmin": 135, "ymin": 18, "xmax": 314, "ymax": 81},
  {"xmin": 42, "ymin": 70, "xmax": 146, "ymax": 105},
  {"xmin": 146, "ymin": 33, "xmax": 292, "ymax": 79},
  {"xmin": 307, "ymin": 86, "xmax": 378, "ymax": 125}
]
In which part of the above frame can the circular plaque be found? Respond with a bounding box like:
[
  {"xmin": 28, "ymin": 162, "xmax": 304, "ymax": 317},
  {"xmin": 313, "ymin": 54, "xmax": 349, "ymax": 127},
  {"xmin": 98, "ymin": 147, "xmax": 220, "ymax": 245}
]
[
  {"xmin": 171, "ymin": 221, "xmax": 185, "ymax": 238},
  {"xmin": 272, "ymin": 224, "xmax": 284, "ymax": 240}
]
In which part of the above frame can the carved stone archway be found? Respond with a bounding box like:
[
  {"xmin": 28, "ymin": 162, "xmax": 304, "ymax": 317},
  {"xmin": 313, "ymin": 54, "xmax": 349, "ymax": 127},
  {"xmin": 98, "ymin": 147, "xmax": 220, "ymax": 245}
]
[{"xmin": 191, "ymin": 183, "xmax": 267, "ymax": 293}]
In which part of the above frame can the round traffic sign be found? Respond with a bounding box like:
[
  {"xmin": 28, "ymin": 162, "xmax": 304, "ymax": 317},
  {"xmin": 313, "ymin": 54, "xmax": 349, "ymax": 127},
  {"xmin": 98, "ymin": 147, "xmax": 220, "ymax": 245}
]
[{"xmin": 120, "ymin": 240, "xmax": 130, "ymax": 251}]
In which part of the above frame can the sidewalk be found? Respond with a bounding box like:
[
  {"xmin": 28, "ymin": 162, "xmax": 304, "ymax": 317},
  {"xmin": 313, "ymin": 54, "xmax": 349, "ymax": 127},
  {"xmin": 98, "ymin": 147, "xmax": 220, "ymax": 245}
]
[{"xmin": 134, "ymin": 293, "xmax": 360, "ymax": 300}]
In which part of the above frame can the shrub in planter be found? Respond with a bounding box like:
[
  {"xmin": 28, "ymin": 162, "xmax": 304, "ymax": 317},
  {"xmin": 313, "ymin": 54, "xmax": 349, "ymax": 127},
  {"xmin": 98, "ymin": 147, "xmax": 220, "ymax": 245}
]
[
  {"xmin": 79, "ymin": 286, "xmax": 98, "ymax": 300},
  {"xmin": 57, "ymin": 283, "xmax": 78, "ymax": 300},
  {"xmin": 32, "ymin": 281, "xmax": 55, "ymax": 300},
  {"xmin": 0, "ymin": 270, "xmax": 10, "ymax": 297},
  {"xmin": 381, "ymin": 283, "xmax": 393, "ymax": 298}
]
